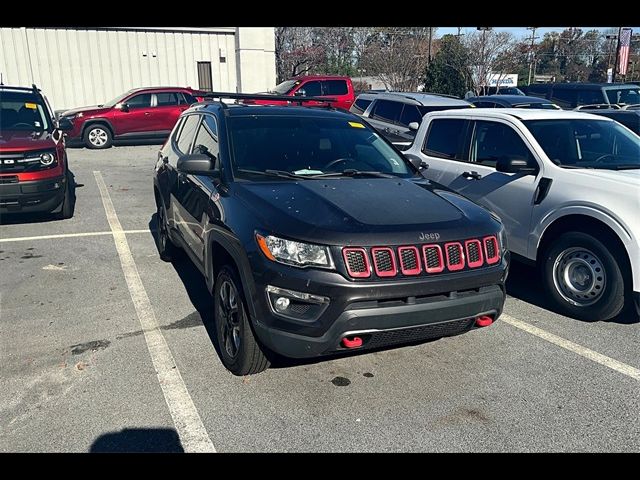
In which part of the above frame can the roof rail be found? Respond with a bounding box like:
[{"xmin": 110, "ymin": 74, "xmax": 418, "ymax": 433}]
[
  {"xmin": 196, "ymin": 91, "xmax": 336, "ymax": 108},
  {"xmin": 574, "ymin": 103, "xmax": 620, "ymax": 110},
  {"xmin": 420, "ymin": 91, "xmax": 462, "ymax": 99}
]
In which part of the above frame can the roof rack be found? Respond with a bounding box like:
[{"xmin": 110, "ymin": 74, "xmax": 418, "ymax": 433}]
[
  {"xmin": 574, "ymin": 104, "xmax": 620, "ymax": 110},
  {"xmin": 0, "ymin": 83, "xmax": 41, "ymax": 94},
  {"xmin": 196, "ymin": 91, "xmax": 336, "ymax": 108}
]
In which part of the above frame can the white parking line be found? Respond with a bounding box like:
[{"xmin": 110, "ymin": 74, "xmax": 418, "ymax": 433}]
[
  {"xmin": 94, "ymin": 171, "xmax": 216, "ymax": 453},
  {"xmin": 0, "ymin": 230, "xmax": 152, "ymax": 243},
  {"xmin": 501, "ymin": 314, "xmax": 640, "ymax": 381}
]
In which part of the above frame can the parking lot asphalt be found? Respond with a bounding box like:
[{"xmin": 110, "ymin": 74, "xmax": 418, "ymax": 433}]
[{"xmin": 1, "ymin": 145, "xmax": 638, "ymax": 452}]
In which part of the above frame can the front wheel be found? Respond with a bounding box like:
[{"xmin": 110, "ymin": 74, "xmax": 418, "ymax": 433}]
[
  {"xmin": 214, "ymin": 266, "xmax": 270, "ymax": 375},
  {"xmin": 541, "ymin": 232, "xmax": 625, "ymax": 321},
  {"xmin": 84, "ymin": 125, "xmax": 112, "ymax": 149}
]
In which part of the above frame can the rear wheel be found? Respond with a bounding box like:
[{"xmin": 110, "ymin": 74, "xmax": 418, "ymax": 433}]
[
  {"xmin": 214, "ymin": 266, "xmax": 270, "ymax": 375},
  {"xmin": 84, "ymin": 124, "xmax": 112, "ymax": 149},
  {"xmin": 156, "ymin": 200, "xmax": 179, "ymax": 262},
  {"xmin": 541, "ymin": 232, "xmax": 625, "ymax": 321}
]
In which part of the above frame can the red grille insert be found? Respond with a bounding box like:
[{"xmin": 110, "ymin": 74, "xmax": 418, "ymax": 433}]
[
  {"xmin": 398, "ymin": 246, "xmax": 422, "ymax": 275},
  {"xmin": 465, "ymin": 239, "xmax": 484, "ymax": 268},
  {"xmin": 343, "ymin": 248, "xmax": 371, "ymax": 278},
  {"xmin": 423, "ymin": 244, "xmax": 444, "ymax": 273},
  {"xmin": 444, "ymin": 242, "xmax": 465, "ymax": 271},
  {"xmin": 371, "ymin": 247, "xmax": 397, "ymax": 277},
  {"xmin": 483, "ymin": 236, "xmax": 500, "ymax": 264}
]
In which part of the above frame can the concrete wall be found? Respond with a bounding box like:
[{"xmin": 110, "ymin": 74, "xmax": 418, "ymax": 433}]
[{"xmin": 0, "ymin": 27, "xmax": 276, "ymax": 111}]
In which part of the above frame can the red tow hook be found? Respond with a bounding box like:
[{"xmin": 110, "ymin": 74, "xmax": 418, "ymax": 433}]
[
  {"xmin": 342, "ymin": 336, "xmax": 363, "ymax": 348},
  {"xmin": 475, "ymin": 315, "xmax": 494, "ymax": 327}
]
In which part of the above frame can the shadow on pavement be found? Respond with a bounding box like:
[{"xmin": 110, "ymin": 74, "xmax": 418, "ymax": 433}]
[
  {"xmin": 506, "ymin": 260, "xmax": 638, "ymax": 325},
  {"xmin": 90, "ymin": 428, "xmax": 184, "ymax": 453}
]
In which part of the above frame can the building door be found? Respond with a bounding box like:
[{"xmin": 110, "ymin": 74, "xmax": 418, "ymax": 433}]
[{"xmin": 197, "ymin": 62, "xmax": 213, "ymax": 92}]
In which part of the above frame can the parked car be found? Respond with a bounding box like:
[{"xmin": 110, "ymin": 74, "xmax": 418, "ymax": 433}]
[
  {"xmin": 152, "ymin": 92, "xmax": 509, "ymax": 375},
  {"xmin": 403, "ymin": 108, "xmax": 640, "ymax": 321},
  {"xmin": 522, "ymin": 82, "xmax": 640, "ymax": 110},
  {"xmin": 574, "ymin": 106, "xmax": 640, "ymax": 135},
  {"xmin": 350, "ymin": 91, "xmax": 473, "ymax": 150},
  {"xmin": 479, "ymin": 86, "xmax": 526, "ymax": 96},
  {"xmin": 59, "ymin": 86, "xmax": 203, "ymax": 149},
  {"xmin": 245, "ymin": 75, "xmax": 355, "ymax": 110},
  {"xmin": 467, "ymin": 94, "xmax": 561, "ymax": 110},
  {"xmin": 0, "ymin": 84, "xmax": 74, "ymax": 219}
]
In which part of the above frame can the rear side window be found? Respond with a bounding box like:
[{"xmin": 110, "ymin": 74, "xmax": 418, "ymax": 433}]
[
  {"xmin": 471, "ymin": 121, "xmax": 533, "ymax": 168},
  {"xmin": 126, "ymin": 93, "xmax": 152, "ymax": 108},
  {"xmin": 422, "ymin": 119, "xmax": 468, "ymax": 160},
  {"xmin": 156, "ymin": 93, "xmax": 179, "ymax": 106},
  {"xmin": 323, "ymin": 80, "xmax": 349, "ymax": 95},
  {"xmin": 181, "ymin": 92, "xmax": 197, "ymax": 105},
  {"xmin": 176, "ymin": 114, "xmax": 200, "ymax": 153},
  {"xmin": 399, "ymin": 105, "xmax": 423, "ymax": 126},
  {"xmin": 351, "ymin": 98, "xmax": 372, "ymax": 114},
  {"xmin": 371, "ymin": 100, "xmax": 402, "ymax": 123},
  {"xmin": 299, "ymin": 81, "xmax": 322, "ymax": 97}
]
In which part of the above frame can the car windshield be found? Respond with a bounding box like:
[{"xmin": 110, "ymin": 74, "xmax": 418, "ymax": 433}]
[
  {"xmin": 102, "ymin": 89, "xmax": 135, "ymax": 107},
  {"xmin": 229, "ymin": 115, "xmax": 414, "ymax": 179},
  {"xmin": 0, "ymin": 91, "xmax": 51, "ymax": 131},
  {"xmin": 605, "ymin": 86, "xmax": 640, "ymax": 106},
  {"xmin": 524, "ymin": 118, "xmax": 640, "ymax": 170},
  {"xmin": 270, "ymin": 80, "xmax": 298, "ymax": 95}
]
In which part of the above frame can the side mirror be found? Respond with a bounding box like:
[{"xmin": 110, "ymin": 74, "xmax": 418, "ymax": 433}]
[
  {"xmin": 496, "ymin": 156, "xmax": 537, "ymax": 175},
  {"xmin": 117, "ymin": 103, "xmax": 130, "ymax": 113},
  {"xmin": 408, "ymin": 122, "xmax": 420, "ymax": 131},
  {"xmin": 177, "ymin": 154, "xmax": 215, "ymax": 175},
  {"xmin": 404, "ymin": 153, "xmax": 429, "ymax": 171},
  {"xmin": 58, "ymin": 118, "xmax": 74, "ymax": 131}
]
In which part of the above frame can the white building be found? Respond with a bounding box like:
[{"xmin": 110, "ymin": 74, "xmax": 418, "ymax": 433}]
[{"xmin": 0, "ymin": 27, "xmax": 276, "ymax": 110}]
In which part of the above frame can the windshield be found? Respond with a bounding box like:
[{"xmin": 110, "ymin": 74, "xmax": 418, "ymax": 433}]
[
  {"xmin": 270, "ymin": 80, "xmax": 298, "ymax": 95},
  {"xmin": 524, "ymin": 119, "xmax": 640, "ymax": 170},
  {"xmin": 0, "ymin": 91, "xmax": 52, "ymax": 131},
  {"xmin": 605, "ymin": 86, "xmax": 640, "ymax": 106},
  {"xmin": 229, "ymin": 115, "xmax": 414, "ymax": 178},
  {"xmin": 103, "ymin": 89, "xmax": 135, "ymax": 107}
]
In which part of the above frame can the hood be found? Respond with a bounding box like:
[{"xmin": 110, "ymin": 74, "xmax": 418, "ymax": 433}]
[
  {"xmin": 568, "ymin": 167, "xmax": 640, "ymax": 187},
  {"xmin": 235, "ymin": 177, "xmax": 500, "ymax": 245},
  {"xmin": 0, "ymin": 129, "xmax": 57, "ymax": 152},
  {"xmin": 60, "ymin": 105, "xmax": 108, "ymax": 117}
]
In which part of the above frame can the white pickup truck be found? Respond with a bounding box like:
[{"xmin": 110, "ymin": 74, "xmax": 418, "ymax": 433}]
[{"xmin": 404, "ymin": 108, "xmax": 639, "ymax": 321}]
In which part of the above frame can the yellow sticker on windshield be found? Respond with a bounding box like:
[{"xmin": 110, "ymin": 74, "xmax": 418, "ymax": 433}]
[
  {"xmin": 349, "ymin": 121, "xmax": 365, "ymax": 128},
  {"xmin": 24, "ymin": 102, "xmax": 37, "ymax": 109}
]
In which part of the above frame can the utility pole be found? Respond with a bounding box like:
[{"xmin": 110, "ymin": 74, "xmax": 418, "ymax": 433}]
[
  {"xmin": 457, "ymin": 27, "xmax": 463, "ymax": 37},
  {"xmin": 477, "ymin": 27, "xmax": 491, "ymax": 95},
  {"xmin": 612, "ymin": 26, "xmax": 623, "ymax": 83},
  {"xmin": 606, "ymin": 34, "xmax": 618, "ymax": 70},
  {"xmin": 526, "ymin": 27, "xmax": 539, "ymax": 85}
]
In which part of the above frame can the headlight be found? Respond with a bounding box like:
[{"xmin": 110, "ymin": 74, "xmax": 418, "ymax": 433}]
[
  {"xmin": 256, "ymin": 234, "xmax": 333, "ymax": 268},
  {"xmin": 39, "ymin": 152, "xmax": 55, "ymax": 166}
]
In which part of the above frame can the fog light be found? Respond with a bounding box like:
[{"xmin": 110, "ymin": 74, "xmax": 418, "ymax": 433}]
[
  {"xmin": 266, "ymin": 285, "xmax": 329, "ymax": 322},
  {"xmin": 275, "ymin": 296, "xmax": 290, "ymax": 312}
]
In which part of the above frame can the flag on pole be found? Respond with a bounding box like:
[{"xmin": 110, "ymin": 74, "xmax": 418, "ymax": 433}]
[{"xmin": 618, "ymin": 28, "xmax": 632, "ymax": 76}]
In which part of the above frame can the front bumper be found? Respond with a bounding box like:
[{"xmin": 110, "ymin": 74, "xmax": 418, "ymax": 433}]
[
  {"xmin": 0, "ymin": 176, "xmax": 66, "ymax": 214},
  {"xmin": 249, "ymin": 253, "xmax": 509, "ymax": 358}
]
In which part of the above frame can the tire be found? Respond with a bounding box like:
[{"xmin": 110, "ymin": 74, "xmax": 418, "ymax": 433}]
[
  {"xmin": 156, "ymin": 200, "xmax": 180, "ymax": 262},
  {"xmin": 541, "ymin": 232, "xmax": 625, "ymax": 321},
  {"xmin": 84, "ymin": 124, "xmax": 112, "ymax": 149},
  {"xmin": 214, "ymin": 266, "xmax": 270, "ymax": 376},
  {"xmin": 53, "ymin": 172, "xmax": 75, "ymax": 220}
]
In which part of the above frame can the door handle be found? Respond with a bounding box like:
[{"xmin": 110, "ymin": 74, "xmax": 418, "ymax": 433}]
[{"xmin": 462, "ymin": 171, "xmax": 482, "ymax": 180}]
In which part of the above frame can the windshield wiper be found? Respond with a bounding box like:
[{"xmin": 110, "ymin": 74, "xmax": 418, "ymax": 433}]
[
  {"xmin": 309, "ymin": 169, "xmax": 396, "ymax": 179},
  {"xmin": 237, "ymin": 169, "xmax": 310, "ymax": 179},
  {"xmin": 608, "ymin": 164, "xmax": 640, "ymax": 170}
]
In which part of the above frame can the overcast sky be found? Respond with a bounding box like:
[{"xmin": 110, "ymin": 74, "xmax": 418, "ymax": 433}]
[{"xmin": 437, "ymin": 27, "xmax": 638, "ymax": 40}]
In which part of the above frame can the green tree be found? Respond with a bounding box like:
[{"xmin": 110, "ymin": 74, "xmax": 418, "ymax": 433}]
[{"xmin": 422, "ymin": 35, "xmax": 470, "ymax": 97}]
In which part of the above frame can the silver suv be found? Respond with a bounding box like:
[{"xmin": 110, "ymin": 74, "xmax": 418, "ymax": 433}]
[{"xmin": 350, "ymin": 92, "xmax": 472, "ymax": 150}]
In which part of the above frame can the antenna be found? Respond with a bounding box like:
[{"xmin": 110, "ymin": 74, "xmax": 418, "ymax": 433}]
[{"xmin": 0, "ymin": 72, "xmax": 3, "ymax": 86}]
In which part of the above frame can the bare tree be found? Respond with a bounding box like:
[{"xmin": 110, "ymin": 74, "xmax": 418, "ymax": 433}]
[
  {"xmin": 274, "ymin": 27, "xmax": 326, "ymax": 83},
  {"xmin": 360, "ymin": 27, "xmax": 433, "ymax": 91},
  {"xmin": 464, "ymin": 30, "xmax": 518, "ymax": 95}
]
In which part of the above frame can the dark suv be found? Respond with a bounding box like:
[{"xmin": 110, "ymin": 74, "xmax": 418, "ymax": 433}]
[
  {"xmin": 59, "ymin": 86, "xmax": 202, "ymax": 149},
  {"xmin": 523, "ymin": 82, "xmax": 640, "ymax": 109},
  {"xmin": 153, "ymin": 93, "xmax": 508, "ymax": 375},
  {"xmin": 0, "ymin": 85, "xmax": 74, "ymax": 219}
]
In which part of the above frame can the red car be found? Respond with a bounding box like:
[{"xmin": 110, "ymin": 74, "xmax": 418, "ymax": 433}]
[
  {"xmin": 0, "ymin": 85, "xmax": 74, "ymax": 219},
  {"xmin": 245, "ymin": 75, "xmax": 355, "ymax": 110},
  {"xmin": 60, "ymin": 86, "xmax": 203, "ymax": 149}
]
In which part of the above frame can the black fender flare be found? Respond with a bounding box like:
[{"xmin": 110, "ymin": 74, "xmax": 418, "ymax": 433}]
[{"xmin": 82, "ymin": 118, "xmax": 116, "ymax": 137}]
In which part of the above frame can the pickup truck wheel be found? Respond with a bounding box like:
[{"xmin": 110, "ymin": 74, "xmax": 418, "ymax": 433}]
[
  {"xmin": 542, "ymin": 232, "xmax": 625, "ymax": 321},
  {"xmin": 214, "ymin": 266, "xmax": 270, "ymax": 376},
  {"xmin": 84, "ymin": 125, "xmax": 112, "ymax": 149},
  {"xmin": 156, "ymin": 201, "xmax": 179, "ymax": 262}
]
